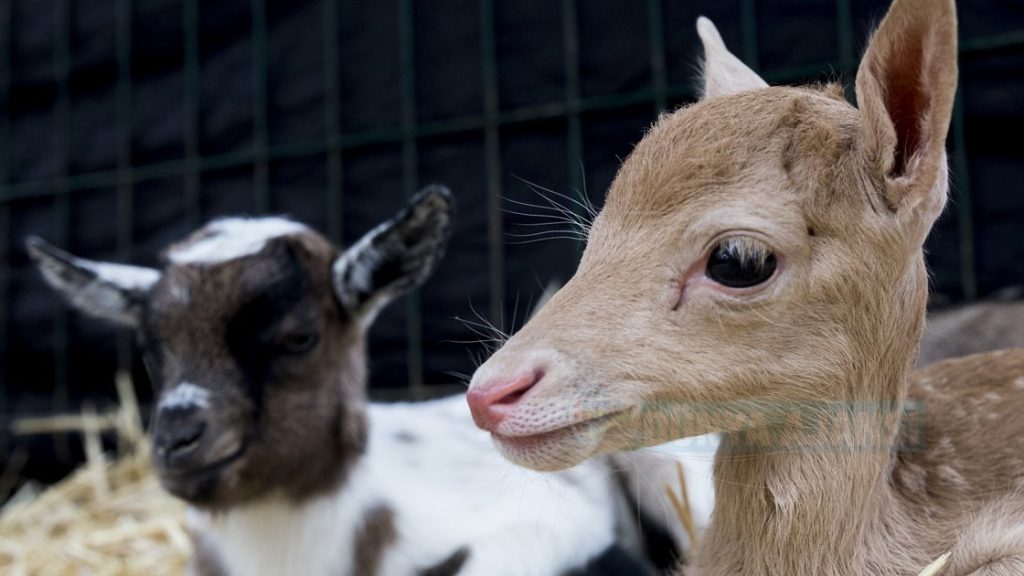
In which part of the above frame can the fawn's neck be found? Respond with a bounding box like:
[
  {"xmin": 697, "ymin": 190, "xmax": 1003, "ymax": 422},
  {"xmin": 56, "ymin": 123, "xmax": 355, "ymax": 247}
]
[{"xmin": 698, "ymin": 370, "xmax": 913, "ymax": 575}]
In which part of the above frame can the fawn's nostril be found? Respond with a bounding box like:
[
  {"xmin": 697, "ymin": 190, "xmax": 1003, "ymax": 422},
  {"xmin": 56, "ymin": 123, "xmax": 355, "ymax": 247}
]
[
  {"xmin": 494, "ymin": 387, "xmax": 528, "ymax": 406},
  {"xmin": 467, "ymin": 370, "xmax": 543, "ymax": 431},
  {"xmin": 493, "ymin": 371, "xmax": 543, "ymax": 405}
]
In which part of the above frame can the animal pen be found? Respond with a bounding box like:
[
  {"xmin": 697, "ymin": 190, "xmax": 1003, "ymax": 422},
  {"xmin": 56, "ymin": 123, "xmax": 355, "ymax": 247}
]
[{"xmin": 0, "ymin": 0, "xmax": 1022, "ymax": 524}]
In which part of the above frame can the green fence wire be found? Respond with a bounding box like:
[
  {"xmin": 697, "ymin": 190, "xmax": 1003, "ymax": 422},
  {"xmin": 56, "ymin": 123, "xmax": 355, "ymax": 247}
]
[{"xmin": 1, "ymin": 0, "xmax": 1022, "ymax": 415}]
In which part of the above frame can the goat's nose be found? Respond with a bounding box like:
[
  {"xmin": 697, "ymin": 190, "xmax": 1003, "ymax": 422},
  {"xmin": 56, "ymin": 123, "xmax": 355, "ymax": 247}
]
[
  {"xmin": 467, "ymin": 370, "xmax": 541, "ymax": 431},
  {"xmin": 153, "ymin": 406, "xmax": 208, "ymax": 460}
]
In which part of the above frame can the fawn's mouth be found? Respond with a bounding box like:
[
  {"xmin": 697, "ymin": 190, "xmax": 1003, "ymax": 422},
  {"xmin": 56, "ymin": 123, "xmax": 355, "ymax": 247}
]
[{"xmin": 491, "ymin": 411, "xmax": 624, "ymax": 470}]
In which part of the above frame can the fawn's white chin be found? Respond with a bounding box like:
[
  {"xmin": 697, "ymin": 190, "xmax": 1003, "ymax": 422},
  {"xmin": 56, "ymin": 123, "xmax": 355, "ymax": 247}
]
[{"xmin": 491, "ymin": 414, "xmax": 617, "ymax": 471}]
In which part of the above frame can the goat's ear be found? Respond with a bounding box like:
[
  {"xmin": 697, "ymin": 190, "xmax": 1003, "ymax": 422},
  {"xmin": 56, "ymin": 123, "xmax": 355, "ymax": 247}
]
[
  {"xmin": 332, "ymin": 185, "xmax": 453, "ymax": 325},
  {"xmin": 696, "ymin": 17, "xmax": 767, "ymax": 100},
  {"xmin": 855, "ymin": 0, "xmax": 957, "ymax": 234},
  {"xmin": 25, "ymin": 236, "xmax": 161, "ymax": 328}
]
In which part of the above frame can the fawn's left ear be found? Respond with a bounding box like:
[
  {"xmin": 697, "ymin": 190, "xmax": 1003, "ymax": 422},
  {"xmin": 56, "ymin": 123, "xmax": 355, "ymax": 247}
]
[{"xmin": 856, "ymin": 0, "xmax": 958, "ymax": 235}]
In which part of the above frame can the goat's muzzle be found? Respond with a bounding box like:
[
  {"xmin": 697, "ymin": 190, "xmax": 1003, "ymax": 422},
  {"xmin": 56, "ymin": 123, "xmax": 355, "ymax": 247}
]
[{"xmin": 151, "ymin": 402, "xmax": 245, "ymax": 502}]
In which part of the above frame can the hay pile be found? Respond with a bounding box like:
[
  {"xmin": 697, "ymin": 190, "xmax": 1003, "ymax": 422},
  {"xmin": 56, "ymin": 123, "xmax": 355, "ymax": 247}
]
[{"xmin": 0, "ymin": 374, "xmax": 191, "ymax": 576}]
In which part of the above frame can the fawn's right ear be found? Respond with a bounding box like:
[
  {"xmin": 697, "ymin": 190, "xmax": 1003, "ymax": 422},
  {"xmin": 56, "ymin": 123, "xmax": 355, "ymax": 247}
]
[
  {"xmin": 332, "ymin": 185, "xmax": 453, "ymax": 326},
  {"xmin": 25, "ymin": 237, "xmax": 161, "ymax": 328},
  {"xmin": 855, "ymin": 0, "xmax": 958, "ymax": 237},
  {"xmin": 696, "ymin": 17, "xmax": 768, "ymax": 100}
]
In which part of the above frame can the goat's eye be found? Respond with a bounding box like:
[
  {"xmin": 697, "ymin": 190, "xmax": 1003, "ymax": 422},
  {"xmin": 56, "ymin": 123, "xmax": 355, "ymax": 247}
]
[
  {"xmin": 281, "ymin": 332, "xmax": 319, "ymax": 355},
  {"xmin": 705, "ymin": 237, "xmax": 777, "ymax": 289}
]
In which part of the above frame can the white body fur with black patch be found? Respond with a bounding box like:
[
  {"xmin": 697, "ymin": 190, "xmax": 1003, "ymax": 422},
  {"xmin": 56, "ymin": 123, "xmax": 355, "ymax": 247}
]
[{"xmin": 193, "ymin": 396, "xmax": 625, "ymax": 576}]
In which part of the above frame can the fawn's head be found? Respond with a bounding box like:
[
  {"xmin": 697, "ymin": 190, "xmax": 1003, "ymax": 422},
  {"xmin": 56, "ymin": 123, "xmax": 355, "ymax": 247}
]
[
  {"xmin": 28, "ymin": 187, "xmax": 452, "ymax": 506},
  {"xmin": 469, "ymin": 0, "xmax": 958, "ymax": 470}
]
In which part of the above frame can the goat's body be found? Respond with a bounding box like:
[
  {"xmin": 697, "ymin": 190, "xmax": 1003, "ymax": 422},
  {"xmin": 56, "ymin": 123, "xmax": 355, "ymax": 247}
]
[{"xmin": 192, "ymin": 395, "xmax": 637, "ymax": 576}]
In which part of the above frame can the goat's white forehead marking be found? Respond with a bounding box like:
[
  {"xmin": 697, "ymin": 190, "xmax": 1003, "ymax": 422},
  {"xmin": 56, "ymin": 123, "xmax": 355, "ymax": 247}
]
[
  {"xmin": 167, "ymin": 217, "xmax": 309, "ymax": 265},
  {"xmin": 160, "ymin": 382, "xmax": 211, "ymax": 410}
]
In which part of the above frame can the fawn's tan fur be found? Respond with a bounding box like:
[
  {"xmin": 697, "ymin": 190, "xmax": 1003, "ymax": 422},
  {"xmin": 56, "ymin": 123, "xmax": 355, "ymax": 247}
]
[{"xmin": 469, "ymin": 0, "xmax": 1024, "ymax": 573}]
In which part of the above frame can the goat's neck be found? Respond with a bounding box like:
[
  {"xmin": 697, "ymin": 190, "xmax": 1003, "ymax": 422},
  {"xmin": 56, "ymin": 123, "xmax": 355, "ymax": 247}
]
[{"xmin": 698, "ymin": 363, "xmax": 913, "ymax": 575}]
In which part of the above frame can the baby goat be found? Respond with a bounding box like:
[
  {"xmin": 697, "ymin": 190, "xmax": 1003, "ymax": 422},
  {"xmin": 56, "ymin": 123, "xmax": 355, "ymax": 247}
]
[{"xmin": 27, "ymin": 187, "xmax": 671, "ymax": 576}]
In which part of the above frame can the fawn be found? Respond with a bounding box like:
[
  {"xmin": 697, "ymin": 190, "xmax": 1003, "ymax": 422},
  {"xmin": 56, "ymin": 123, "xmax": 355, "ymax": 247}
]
[{"xmin": 466, "ymin": 0, "xmax": 1024, "ymax": 574}]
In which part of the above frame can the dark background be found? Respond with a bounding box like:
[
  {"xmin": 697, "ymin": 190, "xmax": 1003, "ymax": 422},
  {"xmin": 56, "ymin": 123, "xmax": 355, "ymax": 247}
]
[{"xmin": 1, "ymin": 0, "xmax": 1022, "ymax": 487}]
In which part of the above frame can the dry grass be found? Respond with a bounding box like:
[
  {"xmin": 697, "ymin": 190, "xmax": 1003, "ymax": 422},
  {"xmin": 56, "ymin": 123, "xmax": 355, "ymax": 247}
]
[
  {"xmin": 917, "ymin": 552, "xmax": 951, "ymax": 576},
  {"xmin": 0, "ymin": 373, "xmax": 191, "ymax": 576},
  {"xmin": 663, "ymin": 461, "xmax": 700, "ymax": 555}
]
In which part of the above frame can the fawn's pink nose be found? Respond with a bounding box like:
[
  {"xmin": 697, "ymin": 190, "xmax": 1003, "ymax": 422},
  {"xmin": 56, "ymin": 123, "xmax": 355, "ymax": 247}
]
[{"xmin": 467, "ymin": 370, "xmax": 542, "ymax": 431}]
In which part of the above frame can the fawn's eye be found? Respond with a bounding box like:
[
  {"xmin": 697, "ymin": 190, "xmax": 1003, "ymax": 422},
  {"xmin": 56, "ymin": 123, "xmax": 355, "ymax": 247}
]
[
  {"xmin": 281, "ymin": 332, "xmax": 320, "ymax": 355},
  {"xmin": 705, "ymin": 236, "xmax": 777, "ymax": 289}
]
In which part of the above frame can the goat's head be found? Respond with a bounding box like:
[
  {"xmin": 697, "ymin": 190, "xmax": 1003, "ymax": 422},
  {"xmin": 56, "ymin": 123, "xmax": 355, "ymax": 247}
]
[
  {"xmin": 27, "ymin": 186, "xmax": 452, "ymax": 506},
  {"xmin": 468, "ymin": 0, "xmax": 958, "ymax": 471}
]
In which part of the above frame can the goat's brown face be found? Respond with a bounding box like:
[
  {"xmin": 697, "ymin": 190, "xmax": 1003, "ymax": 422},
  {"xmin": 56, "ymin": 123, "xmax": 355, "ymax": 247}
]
[
  {"xmin": 27, "ymin": 186, "xmax": 453, "ymax": 506},
  {"xmin": 468, "ymin": 2, "xmax": 957, "ymax": 471},
  {"xmin": 142, "ymin": 234, "xmax": 363, "ymax": 506}
]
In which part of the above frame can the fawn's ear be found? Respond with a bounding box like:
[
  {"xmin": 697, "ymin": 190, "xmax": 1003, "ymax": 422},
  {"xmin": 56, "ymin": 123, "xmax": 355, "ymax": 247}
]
[
  {"xmin": 332, "ymin": 185, "xmax": 453, "ymax": 326},
  {"xmin": 25, "ymin": 237, "xmax": 161, "ymax": 328},
  {"xmin": 697, "ymin": 17, "xmax": 768, "ymax": 100},
  {"xmin": 855, "ymin": 0, "xmax": 958, "ymax": 233}
]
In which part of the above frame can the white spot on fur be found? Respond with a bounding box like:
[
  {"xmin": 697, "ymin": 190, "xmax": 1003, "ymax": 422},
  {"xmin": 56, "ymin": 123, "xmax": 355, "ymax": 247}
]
[
  {"xmin": 167, "ymin": 217, "xmax": 309, "ymax": 265},
  {"xmin": 169, "ymin": 282, "xmax": 190, "ymax": 304},
  {"xmin": 1014, "ymin": 377, "xmax": 1024, "ymax": 390},
  {"xmin": 937, "ymin": 464, "xmax": 969, "ymax": 489},
  {"xmin": 160, "ymin": 382, "xmax": 210, "ymax": 410},
  {"xmin": 984, "ymin": 392, "xmax": 1002, "ymax": 402}
]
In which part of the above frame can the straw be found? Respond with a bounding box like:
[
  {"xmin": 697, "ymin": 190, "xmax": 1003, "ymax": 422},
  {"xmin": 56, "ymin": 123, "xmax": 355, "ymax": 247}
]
[
  {"xmin": 663, "ymin": 460, "xmax": 700, "ymax": 554},
  {"xmin": 0, "ymin": 372, "xmax": 190, "ymax": 575}
]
